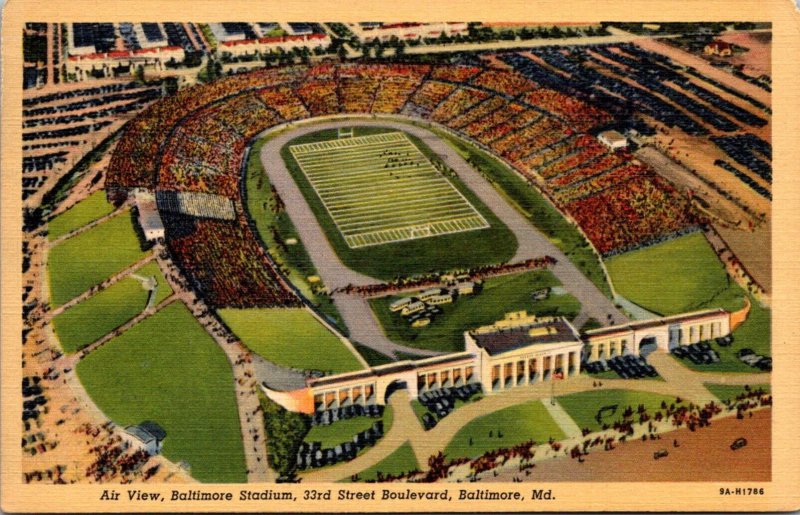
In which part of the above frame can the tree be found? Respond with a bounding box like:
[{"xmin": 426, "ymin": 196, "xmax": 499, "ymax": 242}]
[
  {"xmin": 337, "ymin": 45, "xmax": 347, "ymax": 62},
  {"xmin": 259, "ymin": 395, "xmax": 310, "ymax": 479}
]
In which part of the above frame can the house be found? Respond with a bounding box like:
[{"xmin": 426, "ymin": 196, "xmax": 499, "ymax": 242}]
[
  {"xmin": 134, "ymin": 190, "xmax": 165, "ymax": 241},
  {"xmin": 704, "ymin": 40, "xmax": 733, "ymax": 57},
  {"xmin": 598, "ymin": 130, "xmax": 628, "ymax": 150},
  {"xmin": 123, "ymin": 421, "xmax": 166, "ymax": 455}
]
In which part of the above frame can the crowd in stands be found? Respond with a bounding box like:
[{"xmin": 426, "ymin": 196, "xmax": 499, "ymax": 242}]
[
  {"xmin": 107, "ymin": 55, "xmax": 765, "ymax": 303},
  {"xmin": 334, "ymin": 257, "xmax": 556, "ymax": 297},
  {"xmin": 162, "ymin": 214, "xmax": 299, "ymax": 308},
  {"xmin": 569, "ymin": 174, "xmax": 696, "ymax": 256}
]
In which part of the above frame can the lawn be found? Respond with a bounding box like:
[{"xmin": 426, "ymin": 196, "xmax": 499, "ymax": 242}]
[
  {"xmin": 304, "ymin": 406, "xmax": 393, "ymax": 448},
  {"xmin": 704, "ymin": 383, "xmax": 771, "ymax": 403},
  {"xmin": 352, "ymin": 343, "xmax": 394, "ymax": 367},
  {"xmin": 51, "ymin": 261, "xmax": 172, "ymax": 353},
  {"xmin": 280, "ymin": 126, "xmax": 518, "ymax": 280},
  {"xmin": 244, "ymin": 137, "xmax": 347, "ymax": 334},
  {"xmin": 675, "ymin": 293, "xmax": 770, "ymax": 373},
  {"xmin": 48, "ymin": 212, "xmax": 148, "ymax": 307},
  {"xmin": 47, "ymin": 190, "xmax": 116, "ymax": 240},
  {"xmin": 429, "ymin": 125, "xmax": 612, "ymax": 298},
  {"xmin": 217, "ymin": 308, "xmax": 363, "ymax": 374},
  {"xmin": 369, "ymin": 270, "xmax": 580, "ymax": 352},
  {"xmin": 444, "ymin": 400, "xmax": 565, "ymax": 459},
  {"xmin": 76, "ymin": 302, "xmax": 245, "ymax": 483},
  {"xmin": 557, "ymin": 389, "xmax": 685, "ymax": 433},
  {"xmin": 351, "ymin": 442, "xmax": 419, "ymax": 482},
  {"xmin": 606, "ymin": 232, "xmax": 735, "ymax": 316}
]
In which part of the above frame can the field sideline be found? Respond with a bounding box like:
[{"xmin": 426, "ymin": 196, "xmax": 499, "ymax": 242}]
[{"xmin": 289, "ymin": 132, "xmax": 489, "ymax": 248}]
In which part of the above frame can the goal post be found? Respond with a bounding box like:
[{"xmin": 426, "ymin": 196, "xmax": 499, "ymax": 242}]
[{"xmin": 337, "ymin": 127, "xmax": 354, "ymax": 139}]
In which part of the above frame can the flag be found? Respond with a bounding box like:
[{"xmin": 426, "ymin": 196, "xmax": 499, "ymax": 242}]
[{"xmin": 553, "ymin": 372, "xmax": 564, "ymax": 380}]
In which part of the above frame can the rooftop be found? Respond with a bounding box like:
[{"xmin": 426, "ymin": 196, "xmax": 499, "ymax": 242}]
[
  {"xmin": 471, "ymin": 318, "xmax": 581, "ymax": 356},
  {"xmin": 584, "ymin": 308, "xmax": 729, "ymax": 339}
]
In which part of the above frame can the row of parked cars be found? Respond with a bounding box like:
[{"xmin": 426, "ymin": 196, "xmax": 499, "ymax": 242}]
[
  {"xmin": 296, "ymin": 420, "xmax": 384, "ymax": 470},
  {"xmin": 583, "ymin": 355, "xmax": 658, "ymax": 379},
  {"xmin": 418, "ymin": 383, "xmax": 482, "ymax": 430},
  {"xmin": 310, "ymin": 404, "xmax": 383, "ymax": 427},
  {"xmin": 608, "ymin": 355, "xmax": 658, "ymax": 379},
  {"xmin": 737, "ymin": 349, "xmax": 772, "ymax": 372},
  {"xmin": 672, "ymin": 342, "xmax": 721, "ymax": 365}
]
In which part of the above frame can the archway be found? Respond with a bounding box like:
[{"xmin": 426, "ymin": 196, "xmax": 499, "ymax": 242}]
[
  {"xmin": 384, "ymin": 379, "xmax": 407, "ymax": 404},
  {"xmin": 638, "ymin": 336, "xmax": 658, "ymax": 358}
]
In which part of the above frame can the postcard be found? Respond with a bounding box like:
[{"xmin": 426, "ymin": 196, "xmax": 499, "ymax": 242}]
[{"xmin": 2, "ymin": 0, "xmax": 798, "ymax": 512}]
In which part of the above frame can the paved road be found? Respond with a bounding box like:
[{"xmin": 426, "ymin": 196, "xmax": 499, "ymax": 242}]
[
  {"xmin": 332, "ymin": 294, "xmax": 444, "ymax": 358},
  {"xmin": 403, "ymin": 28, "xmax": 648, "ymax": 55},
  {"xmin": 259, "ymin": 119, "xmax": 627, "ymax": 341}
]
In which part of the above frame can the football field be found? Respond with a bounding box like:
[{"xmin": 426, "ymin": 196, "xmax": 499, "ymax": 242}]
[{"xmin": 289, "ymin": 132, "xmax": 489, "ymax": 248}]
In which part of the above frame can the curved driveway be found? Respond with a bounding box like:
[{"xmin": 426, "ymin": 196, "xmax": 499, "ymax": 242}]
[{"xmin": 260, "ymin": 119, "xmax": 627, "ymax": 357}]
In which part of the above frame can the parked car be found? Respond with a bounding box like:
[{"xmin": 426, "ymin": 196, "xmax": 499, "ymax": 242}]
[
  {"xmin": 730, "ymin": 437, "xmax": 748, "ymax": 451},
  {"xmin": 653, "ymin": 449, "xmax": 669, "ymax": 460}
]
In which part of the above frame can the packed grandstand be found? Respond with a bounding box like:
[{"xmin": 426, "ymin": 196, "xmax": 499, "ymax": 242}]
[{"xmin": 105, "ymin": 58, "xmax": 735, "ymax": 309}]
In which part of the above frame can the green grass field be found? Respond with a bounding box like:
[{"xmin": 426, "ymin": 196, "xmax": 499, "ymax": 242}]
[
  {"xmin": 76, "ymin": 302, "xmax": 245, "ymax": 483},
  {"xmin": 351, "ymin": 343, "xmax": 394, "ymax": 367},
  {"xmin": 704, "ymin": 383, "xmax": 770, "ymax": 403},
  {"xmin": 351, "ymin": 442, "xmax": 419, "ymax": 482},
  {"xmin": 369, "ymin": 270, "xmax": 580, "ymax": 352},
  {"xmin": 47, "ymin": 191, "xmax": 116, "ymax": 240},
  {"xmin": 217, "ymin": 308, "xmax": 363, "ymax": 374},
  {"xmin": 606, "ymin": 232, "xmax": 737, "ymax": 316},
  {"xmin": 290, "ymin": 132, "xmax": 489, "ymax": 248},
  {"xmin": 48, "ymin": 212, "xmax": 148, "ymax": 307},
  {"xmin": 280, "ymin": 126, "xmax": 518, "ymax": 280},
  {"xmin": 51, "ymin": 262, "xmax": 173, "ymax": 353},
  {"xmin": 429, "ymin": 125, "xmax": 612, "ymax": 298},
  {"xmin": 557, "ymin": 389, "xmax": 685, "ymax": 433},
  {"xmin": 244, "ymin": 137, "xmax": 347, "ymax": 333},
  {"xmin": 444, "ymin": 400, "xmax": 565, "ymax": 459},
  {"xmin": 304, "ymin": 406, "xmax": 393, "ymax": 448}
]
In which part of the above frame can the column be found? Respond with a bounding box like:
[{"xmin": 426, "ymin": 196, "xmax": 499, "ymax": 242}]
[
  {"xmin": 537, "ymin": 358, "xmax": 544, "ymax": 382},
  {"xmin": 590, "ymin": 342, "xmax": 599, "ymax": 362}
]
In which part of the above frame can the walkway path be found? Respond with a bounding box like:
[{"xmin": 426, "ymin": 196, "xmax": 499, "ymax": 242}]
[
  {"xmin": 542, "ymin": 398, "xmax": 583, "ymax": 438},
  {"xmin": 614, "ymin": 294, "xmax": 660, "ymax": 320}
]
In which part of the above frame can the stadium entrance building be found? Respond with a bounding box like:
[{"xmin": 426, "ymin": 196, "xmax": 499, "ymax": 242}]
[
  {"xmin": 263, "ymin": 308, "xmax": 739, "ymax": 414},
  {"xmin": 582, "ymin": 308, "xmax": 732, "ymax": 362}
]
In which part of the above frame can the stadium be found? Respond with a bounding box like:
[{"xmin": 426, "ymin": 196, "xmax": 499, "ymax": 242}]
[{"xmin": 23, "ymin": 29, "xmax": 772, "ymax": 487}]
